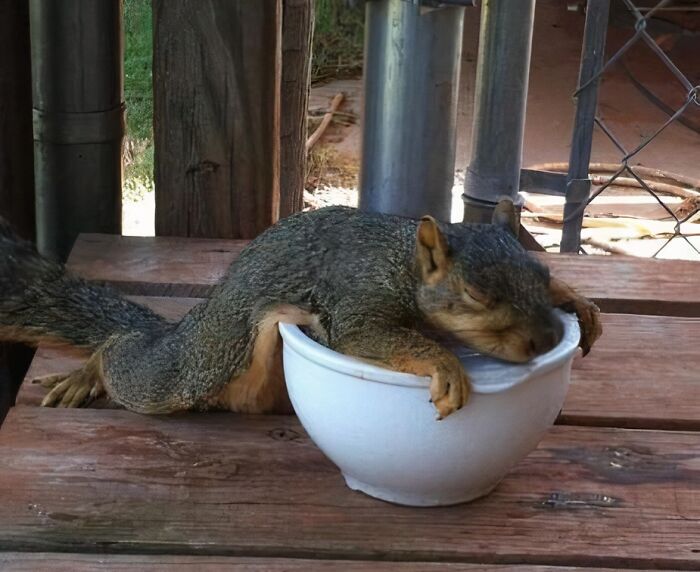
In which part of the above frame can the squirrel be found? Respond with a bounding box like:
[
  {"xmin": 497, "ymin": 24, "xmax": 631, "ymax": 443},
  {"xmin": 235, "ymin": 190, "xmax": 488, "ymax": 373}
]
[{"xmin": 0, "ymin": 202, "xmax": 601, "ymax": 419}]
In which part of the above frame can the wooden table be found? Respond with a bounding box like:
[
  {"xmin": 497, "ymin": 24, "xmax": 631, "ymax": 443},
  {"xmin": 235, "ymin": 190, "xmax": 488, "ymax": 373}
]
[{"xmin": 1, "ymin": 234, "xmax": 698, "ymax": 571}]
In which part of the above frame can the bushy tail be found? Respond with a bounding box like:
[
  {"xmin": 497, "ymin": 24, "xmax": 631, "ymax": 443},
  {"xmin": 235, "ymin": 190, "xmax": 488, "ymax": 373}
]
[{"xmin": 0, "ymin": 220, "xmax": 167, "ymax": 349}]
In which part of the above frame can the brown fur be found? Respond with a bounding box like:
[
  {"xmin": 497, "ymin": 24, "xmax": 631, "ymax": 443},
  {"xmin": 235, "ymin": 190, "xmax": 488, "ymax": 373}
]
[{"xmin": 213, "ymin": 305, "xmax": 324, "ymax": 414}]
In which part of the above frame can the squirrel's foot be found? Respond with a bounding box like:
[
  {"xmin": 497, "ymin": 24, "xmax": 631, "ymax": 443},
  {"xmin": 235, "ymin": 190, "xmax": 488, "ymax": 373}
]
[
  {"xmin": 33, "ymin": 365, "xmax": 105, "ymax": 408},
  {"xmin": 429, "ymin": 360, "xmax": 471, "ymax": 420}
]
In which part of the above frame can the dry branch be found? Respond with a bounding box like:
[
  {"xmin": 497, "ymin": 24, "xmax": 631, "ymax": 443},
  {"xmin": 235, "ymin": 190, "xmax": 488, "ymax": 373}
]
[{"xmin": 306, "ymin": 92, "xmax": 344, "ymax": 152}]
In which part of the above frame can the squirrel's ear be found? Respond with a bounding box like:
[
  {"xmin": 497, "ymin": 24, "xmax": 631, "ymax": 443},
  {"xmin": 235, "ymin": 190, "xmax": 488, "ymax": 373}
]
[
  {"xmin": 416, "ymin": 216, "xmax": 450, "ymax": 283},
  {"xmin": 492, "ymin": 198, "xmax": 519, "ymax": 236}
]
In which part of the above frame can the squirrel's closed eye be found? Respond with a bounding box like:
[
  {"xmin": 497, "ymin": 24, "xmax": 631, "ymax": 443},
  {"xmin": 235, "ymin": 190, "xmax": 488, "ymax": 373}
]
[{"xmin": 463, "ymin": 284, "xmax": 492, "ymax": 309}]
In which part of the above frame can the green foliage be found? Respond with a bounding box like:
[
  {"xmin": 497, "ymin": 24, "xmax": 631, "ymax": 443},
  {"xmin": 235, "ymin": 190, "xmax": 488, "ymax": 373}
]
[
  {"xmin": 123, "ymin": 0, "xmax": 154, "ymax": 197},
  {"xmin": 312, "ymin": 0, "xmax": 364, "ymax": 84}
]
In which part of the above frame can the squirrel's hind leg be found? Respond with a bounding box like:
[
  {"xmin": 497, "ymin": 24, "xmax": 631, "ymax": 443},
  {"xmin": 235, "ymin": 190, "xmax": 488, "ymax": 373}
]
[
  {"xmin": 34, "ymin": 349, "xmax": 106, "ymax": 408},
  {"xmin": 215, "ymin": 305, "xmax": 324, "ymax": 414}
]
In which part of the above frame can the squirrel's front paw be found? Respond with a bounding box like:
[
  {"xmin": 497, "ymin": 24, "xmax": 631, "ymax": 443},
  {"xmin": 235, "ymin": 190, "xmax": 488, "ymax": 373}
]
[
  {"xmin": 430, "ymin": 359, "xmax": 471, "ymax": 420},
  {"xmin": 572, "ymin": 297, "xmax": 602, "ymax": 356}
]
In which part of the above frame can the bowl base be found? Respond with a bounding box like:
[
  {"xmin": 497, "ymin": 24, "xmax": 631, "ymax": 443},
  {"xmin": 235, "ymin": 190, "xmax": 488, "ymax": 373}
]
[{"xmin": 343, "ymin": 475, "xmax": 499, "ymax": 507}]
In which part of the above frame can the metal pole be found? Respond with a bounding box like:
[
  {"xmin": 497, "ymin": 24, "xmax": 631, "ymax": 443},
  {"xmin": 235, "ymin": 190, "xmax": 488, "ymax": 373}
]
[
  {"xmin": 462, "ymin": 0, "xmax": 536, "ymax": 224},
  {"xmin": 30, "ymin": 0, "xmax": 124, "ymax": 260},
  {"xmin": 359, "ymin": 0, "xmax": 465, "ymax": 222},
  {"xmin": 560, "ymin": 0, "xmax": 610, "ymax": 253}
]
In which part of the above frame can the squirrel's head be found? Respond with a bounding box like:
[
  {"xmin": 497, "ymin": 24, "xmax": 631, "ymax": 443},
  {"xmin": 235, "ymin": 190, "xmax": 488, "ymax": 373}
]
[{"xmin": 414, "ymin": 200, "xmax": 558, "ymax": 363}]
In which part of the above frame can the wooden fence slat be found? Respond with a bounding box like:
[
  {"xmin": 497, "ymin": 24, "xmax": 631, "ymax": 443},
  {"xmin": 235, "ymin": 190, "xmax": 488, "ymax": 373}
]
[
  {"xmin": 15, "ymin": 300, "xmax": 700, "ymax": 431},
  {"xmin": 66, "ymin": 234, "xmax": 700, "ymax": 315},
  {"xmin": 0, "ymin": 553, "xmax": 659, "ymax": 572},
  {"xmin": 280, "ymin": 0, "xmax": 313, "ymax": 218},
  {"xmin": 153, "ymin": 0, "xmax": 282, "ymax": 239},
  {"xmin": 0, "ymin": 407, "xmax": 697, "ymax": 568}
]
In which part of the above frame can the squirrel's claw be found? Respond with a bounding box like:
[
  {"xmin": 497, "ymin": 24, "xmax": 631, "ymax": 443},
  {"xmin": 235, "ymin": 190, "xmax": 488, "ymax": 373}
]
[
  {"xmin": 35, "ymin": 366, "xmax": 105, "ymax": 408},
  {"xmin": 430, "ymin": 361, "xmax": 471, "ymax": 420}
]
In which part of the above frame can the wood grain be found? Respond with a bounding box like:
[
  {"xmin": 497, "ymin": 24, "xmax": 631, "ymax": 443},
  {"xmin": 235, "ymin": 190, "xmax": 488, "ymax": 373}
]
[
  {"xmin": 67, "ymin": 234, "xmax": 246, "ymax": 297},
  {"xmin": 0, "ymin": 407, "xmax": 697, "ymax": 568},
  {"xmin": 279, "ymin": 0, "xmax": 313, "ymax": 218},
  {"xmin": 15, "ymin": 305, "xmax": 700, "ymax": 431},
  {"xmin": 565, "ymin": 313, "xmax": 700, "ymax": 430},
  {"xmin": 152, "ymin": 0, "xmax": 281, "ymax": 239},
  {"xmin": 66, "ymin": 234, "xmax": 700, "ymax": 316},
  {"xmin": 541, "ymin": 253, "xmax": 700, "ymax": 317},
  {"xmin": 0, "ymin": 553, "xmax": 657, "ymax": 571}
]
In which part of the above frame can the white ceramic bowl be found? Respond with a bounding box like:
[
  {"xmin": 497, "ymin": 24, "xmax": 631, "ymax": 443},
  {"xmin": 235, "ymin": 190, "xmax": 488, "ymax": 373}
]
[{"xmin": 278, "ymin": 310, "xmax": 580, "ymax": 507}]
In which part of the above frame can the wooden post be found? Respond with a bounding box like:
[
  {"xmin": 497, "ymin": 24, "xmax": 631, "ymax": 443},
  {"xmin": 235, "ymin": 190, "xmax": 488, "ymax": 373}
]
[
  {"xmin": 29, "ymin": 0, "xmax": 124, "ymax": 260},
  {"xmin": 153, "ymin": 0, "xmax": 283, "ymax": 239},
  {"xmin": 280, "ymin": 0, "xmax": 314, "ymax": 218},
  {"xmin": 0, "ymin": 0, "xmax": 35, "ymax": 423}
]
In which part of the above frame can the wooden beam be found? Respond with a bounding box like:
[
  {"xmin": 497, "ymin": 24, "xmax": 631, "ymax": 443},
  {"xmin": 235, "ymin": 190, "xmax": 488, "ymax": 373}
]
[
  {"xmin": 153, "ymin": 0, "xmax": 282, "ymax": 239},
  {"xmin": 279, "ymin": 0, "xmax": 313, "ymax": 218}
]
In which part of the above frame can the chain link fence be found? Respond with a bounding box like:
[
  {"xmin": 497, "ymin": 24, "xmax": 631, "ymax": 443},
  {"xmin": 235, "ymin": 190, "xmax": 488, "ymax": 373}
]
[{"xmin": 559, "ymin": 0, "xmax": 700, "ymax": 257}]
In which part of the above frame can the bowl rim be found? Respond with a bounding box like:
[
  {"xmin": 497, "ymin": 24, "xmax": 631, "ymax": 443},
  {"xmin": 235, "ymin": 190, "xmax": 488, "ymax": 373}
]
[{"xmin": 278, "ymin": 310, "xmax": 580, "ymax": 394}]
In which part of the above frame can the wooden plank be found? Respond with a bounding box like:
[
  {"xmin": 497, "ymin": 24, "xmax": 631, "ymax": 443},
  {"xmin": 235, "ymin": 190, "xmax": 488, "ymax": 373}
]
[
  {"xmin": 152, "ymin": 0, "xmax": 281, "ymax": 239},
  {"xmin": 542, "ymin": 253, "xmax": 700, "ymax": 317},
  {"xmin": 0, "ymin": 407, "xmax": 697, "ymax": 569},
  {"xmin": 0, "ymin": 554, "xmax": 639, "ymax": 572},
  {"xmin": 66, "ymin": 234, "xmax": 700, "ymax": 316},
  {"xmin": 16, "ymin": 307, "xmax": 700, "ymax": 431},
  {"xmin": 67, "ymin": 235, "xmax": 245, "ymax": 297},
  {"xmin": 564, "ymin": 313, "xmax": 700, "ymax": 430},
  {"xmin": 279, "ymin": 0, "xmax": 313, "ymax": 218}
]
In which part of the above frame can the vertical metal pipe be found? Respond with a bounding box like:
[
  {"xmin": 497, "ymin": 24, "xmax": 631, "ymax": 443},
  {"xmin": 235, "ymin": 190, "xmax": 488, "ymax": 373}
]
[
  {"xmin": 359, "ymin": 0, "xmax": 465, "ymax": 222},
  {"xmin": 560, "ymin": 0, "xmax": 610, "ymax": 253},
  {"xmin": 30, "ymin": 0, "xmax": 124, "ymax": 260},
  {"xmin": 462, "ymin": 0, "xmax": 536, "ymax": 224}
]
